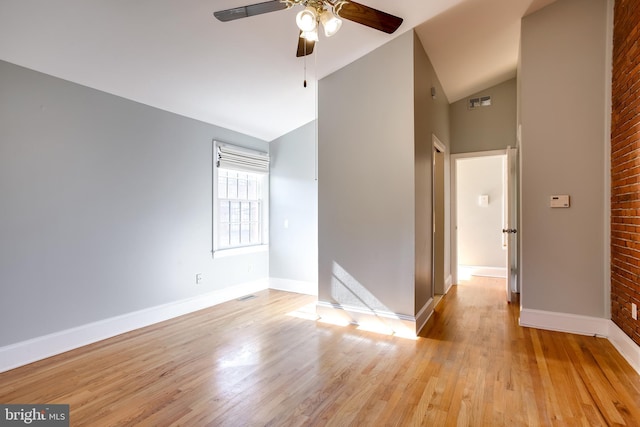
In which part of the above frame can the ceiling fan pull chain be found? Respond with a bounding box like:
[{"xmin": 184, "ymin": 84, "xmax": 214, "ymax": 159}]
[{"xmin": 303, "ymin": 40, "xmax": 308, "ymax": 87}]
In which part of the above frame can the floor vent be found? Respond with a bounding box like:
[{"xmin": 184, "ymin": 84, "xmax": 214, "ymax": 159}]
[{"xmin": 237, "ymin": 294, "xmax": 257, "ymax": 302}]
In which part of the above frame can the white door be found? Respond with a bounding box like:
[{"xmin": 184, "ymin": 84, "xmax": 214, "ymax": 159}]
[{"xmin": 503, "ymin": 146, "xmax": 518, "ymax": 303}]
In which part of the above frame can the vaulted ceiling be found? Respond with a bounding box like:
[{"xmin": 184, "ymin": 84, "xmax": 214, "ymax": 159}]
[{"xmin": 0, "ymin": 0, "xmax": 555, "ymax": 141}]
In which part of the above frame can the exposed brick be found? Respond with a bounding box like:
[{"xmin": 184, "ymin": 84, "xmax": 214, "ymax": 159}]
[{"xmin": 612, "ymin": 0, "xmax": 640, "ymax": 347}]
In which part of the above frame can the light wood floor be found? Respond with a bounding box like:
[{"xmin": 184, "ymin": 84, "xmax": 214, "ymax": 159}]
[{"xmin": 1, "ymin": 278, "xmax": 639, "ymax": 426}]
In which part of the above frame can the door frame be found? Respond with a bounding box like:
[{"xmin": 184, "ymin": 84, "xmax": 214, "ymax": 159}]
[
  {"xmin": 505, "ymin": 146, "xmax": 519, "ymax": 302},
  {"xmin": 432, "ymin": 135, "xmax": 447, "ymax": 298},
  {"xmin": 450, "ymin": 149, "xmax": 507, "ymax": 286}
]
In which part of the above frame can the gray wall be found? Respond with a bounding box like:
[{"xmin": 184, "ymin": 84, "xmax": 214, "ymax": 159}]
[
  {"xmin": 318, "ymin": 31, "xmax": 416, "ymax": 316},
  {"xmin": 413, "ymin": 32, "xmax": 451, "ymax": 311},
  {"xmin": 0, "ymin": 60, "xmax": 269, "ymax": 346},
  {"xmin": 450, "ymin": 78, "xmax": 517, "ymax": 154},
  {"xmin": 318, "ymin": 30, "xmax": 450, "ymax": 320},
  {"xmin": 269, "ymin": 121, "xmax": 318, "ymax": 288},
  {"xmin": 519, "ymin": 0, "xmax": 608, "ymax": 317}
]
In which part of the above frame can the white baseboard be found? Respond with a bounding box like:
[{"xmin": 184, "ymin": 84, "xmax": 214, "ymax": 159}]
[
  {"xmin": 5, "ymin": 281, "xmax": 638, "ymax": 378},
  {"xmin": 519, "ymin": 308, "xmax": 640, "ymax": 376},
  {"xmin": 459, "ymin": 265, "xmax": 507, "ymax": 279},
  {"xmin": 444, "ymin": 275, "xmax": 453, "ymax": 294},
  {"xmin": 416, "ymin": 298, "xmax": 435, "ymax": 335},
  {"xmin": 0, "ymin": 279, "xmax": 270, "ymax": 373},
  {"xmin": 316, "ymin": 301, "xmax": 419, "ymax": 339},
  {"xmin": 519, "ymin": 308, "xmax": 610, "ymax": 337},
  {"xmin": 268, "ymin": 278, "xmax": 318, "ymax": 296},
  {"xmin": 608, "ymin": 320, "xmax": 640, "ymax": 375}
]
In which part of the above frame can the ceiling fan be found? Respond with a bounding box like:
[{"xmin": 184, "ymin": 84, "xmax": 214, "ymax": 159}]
[{"xmin": 213, "ymin": 0, "xmax": 403, "ymax": 57}]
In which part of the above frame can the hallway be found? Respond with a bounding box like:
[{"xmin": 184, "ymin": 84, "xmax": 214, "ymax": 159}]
[{"xmin": 1, "ymin": 281, "xmax": 639, "ymax": 425}]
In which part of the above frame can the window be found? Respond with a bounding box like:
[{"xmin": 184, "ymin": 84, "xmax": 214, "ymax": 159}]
[
  {"xmin": 213, "ymin": 142, "xmax": 269, "ymax": 253},
  {"xmin": 217, "ymin": 169, "xmax": 263, "ymax": 249}
]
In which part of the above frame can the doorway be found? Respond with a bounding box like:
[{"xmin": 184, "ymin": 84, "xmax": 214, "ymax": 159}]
[{"xmin": 451, "ymin": 150, "xmax": 508, "ymax": 286}]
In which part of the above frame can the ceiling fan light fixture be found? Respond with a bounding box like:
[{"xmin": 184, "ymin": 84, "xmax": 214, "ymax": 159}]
[
  {"xmin": 320, "ymin": 9, "xmax": 342, "ymax": 37},
  {"xmin": 213, "ymin": 0, "xmax": 405, "ymax": 58},
  {"xmin": 300, "ymin": 28, "xmax": 319, "ymax": 42},
  {"xmin": 296, "ymin": 7, "xmax": 318, "ymax": 32}
]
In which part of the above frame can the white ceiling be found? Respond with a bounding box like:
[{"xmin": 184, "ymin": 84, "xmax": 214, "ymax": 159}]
[{"xmin": 0, "ymin": 0, "xmax": 555, "ymax": 141}]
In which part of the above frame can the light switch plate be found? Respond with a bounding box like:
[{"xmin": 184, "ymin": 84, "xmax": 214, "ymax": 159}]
[{"xmin": 550, "ymin": 195, "xmax": 570, "ymax": 208}]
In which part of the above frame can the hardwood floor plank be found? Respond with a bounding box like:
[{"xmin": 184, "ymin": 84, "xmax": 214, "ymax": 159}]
[{"xmin": 1, "ymin": 280, "xmax": 639, "ymax": 426}]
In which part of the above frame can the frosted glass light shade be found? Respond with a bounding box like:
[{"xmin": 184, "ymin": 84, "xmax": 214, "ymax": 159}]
[
  {"xmin": 320, "ymin": 10, "xmax": 342, "ymax": 37},
  {"xmin": 296, "ymin": 7, "xmax": 318, "ymax": 32},
  {"xmin": 300, "ymin": 28, "xmax": 319, "ymax": 42}
]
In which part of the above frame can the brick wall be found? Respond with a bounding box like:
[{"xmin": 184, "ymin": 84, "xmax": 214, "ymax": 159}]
[{"xmin": 611, "ymin": 0, "xmax": 640, "ymax": 345}]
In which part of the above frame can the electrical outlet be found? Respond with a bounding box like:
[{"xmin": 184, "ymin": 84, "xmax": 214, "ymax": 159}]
[
  {"xmin": 632, "ymin": 303, "xmax": 638, "ymax": 320},
  {"xmin": 195, "ymin": 273, "xmax": 202, "ymax": 284}
]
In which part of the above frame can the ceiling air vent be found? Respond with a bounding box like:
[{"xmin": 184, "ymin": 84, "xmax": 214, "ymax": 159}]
[{"xmin": 468, "ymin": 96, "xmax": 492, "ymax": 110}]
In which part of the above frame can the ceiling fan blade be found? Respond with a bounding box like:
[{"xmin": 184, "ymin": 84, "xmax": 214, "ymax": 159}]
[
  {"xmin": 296, "ymin": 32, "xmax": 315, "ymax": 57},
  {"xmin": 214, "ymin": 0, "xmax": 291, "ymax": 22},
  {"xmin": 333, "ymin": 0, "xmax": 403, "ymax": 34}
]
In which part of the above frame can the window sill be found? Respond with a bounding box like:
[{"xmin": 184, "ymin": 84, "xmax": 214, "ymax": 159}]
[{"xmin": 213, "ymin": 244, "xmax": 269, "ymax": 259}]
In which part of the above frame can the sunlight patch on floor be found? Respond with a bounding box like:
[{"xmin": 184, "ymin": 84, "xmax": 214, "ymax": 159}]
[
  {"xmin": 286, "ymin": 302, "xmax": 320, "ymax": 321},
  {"xmin": 287, "ymin": 302, "xmax": 418, "ymax": 340},
  {"xmin": 316, "ymin": 317, "xmax": 352, "ymax": 327},
  {"xmin": 355, "ymin": 320, "xmax": 394, "ymax": 336}
]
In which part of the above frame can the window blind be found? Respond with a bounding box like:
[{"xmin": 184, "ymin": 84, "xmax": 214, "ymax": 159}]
[{"xmin": 215, "ymin": 142, "xmax": 269, "ymax": 173}]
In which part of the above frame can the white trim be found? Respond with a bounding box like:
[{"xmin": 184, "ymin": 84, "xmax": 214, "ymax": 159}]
[
  {"xmin": 4, "ymin": 280, "xmax": 638, "ymax": 379},
  {"xmin": 458, "ymin": 265, "xmax": 507, "ymax": 279},
  {"xmin": 0, "ymin": 279, "xmax": 269, "ymax": 373},
  {"xmin": 519, "ymin": 308, "xmax": 610, "ymax": 337},
  {"xmin": 451, "ymin": 149, "xmax": 506, "ymax": 160},
  {"xmin": 316, "ymin": 301, "xmax": 417, "ymax": 322},
  {"xmin": 608, "ymin": 321, "xmax": 640, "ymax": 375},
  {"xmin": 451, "ymin": 155, "xmax": 458, "ymax": 285},
  {"xmin": 213, "ymin": 244, "xmax": 269, "ymax": 258},
  {"xmin": 432, "ymin": 134, "xmax": 447, "ymax": 299},
  {"xmin": 432, "ymin": 134, "xmax": 446, "ymax": 153},
  {"xmin": 444, "ymin": 275, "xmax": 453, "ymax": 294},
  {"xmin": 268, "ymin": 278, "xmax": 318, "ymax": 296},
  {"xmin": 517, "ymin": 125, "xmax": 524, "ymax": 313},
  {"xmin": 603, "ymin": 0, "xmax": 613, "ymax": 319},
  {"xmin": 416, "ymin": 298, "xmax": 435, "ymax": 335},
  {"xmin": 519, "ymin": 309, "xmax": 640, "ymax": 376},
  {"xmin": 316, "ymin": 301, "xmax": 420, "ymax": 339},
  {"xmin": 450, "ymin": 149, "xmax": 508, "ymax": 287}
]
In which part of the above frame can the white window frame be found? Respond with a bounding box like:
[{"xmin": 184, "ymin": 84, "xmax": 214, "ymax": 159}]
[{"xmin": 212, "ymin": 141, "xmax": 269, "ymax": 257}]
